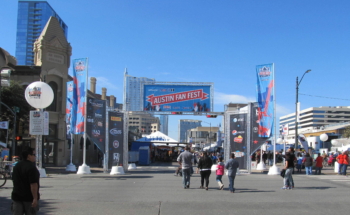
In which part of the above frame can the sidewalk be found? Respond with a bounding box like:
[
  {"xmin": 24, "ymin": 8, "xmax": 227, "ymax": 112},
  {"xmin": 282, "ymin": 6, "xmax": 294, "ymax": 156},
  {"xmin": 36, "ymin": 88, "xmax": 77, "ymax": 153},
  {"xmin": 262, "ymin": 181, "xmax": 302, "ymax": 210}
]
[{"xmin": 43, "ymin": 162, "xmax": 341, "ymax": 175}]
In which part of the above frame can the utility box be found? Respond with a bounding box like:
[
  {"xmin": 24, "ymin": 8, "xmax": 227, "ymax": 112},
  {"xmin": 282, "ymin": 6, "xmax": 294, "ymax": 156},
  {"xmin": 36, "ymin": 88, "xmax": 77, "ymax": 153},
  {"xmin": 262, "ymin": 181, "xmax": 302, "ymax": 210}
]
[{"xmin": 138, "ymin": 146, "xmax": 150, "ymax": 166}]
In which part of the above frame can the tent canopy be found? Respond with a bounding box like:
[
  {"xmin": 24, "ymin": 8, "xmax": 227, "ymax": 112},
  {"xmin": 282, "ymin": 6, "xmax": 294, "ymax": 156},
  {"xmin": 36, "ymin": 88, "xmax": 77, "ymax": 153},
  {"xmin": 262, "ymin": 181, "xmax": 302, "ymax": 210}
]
[{"xmin": 135, "ymin": 131, "xmax": 178, "ymax": 143}]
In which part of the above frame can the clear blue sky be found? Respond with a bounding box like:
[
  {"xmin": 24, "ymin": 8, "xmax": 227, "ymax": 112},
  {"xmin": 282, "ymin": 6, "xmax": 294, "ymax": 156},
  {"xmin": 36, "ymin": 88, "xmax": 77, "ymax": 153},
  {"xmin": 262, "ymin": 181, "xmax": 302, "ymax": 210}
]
[{"xmin": 1, "ymin": 0, "xmax": 350, "ymax": 141}]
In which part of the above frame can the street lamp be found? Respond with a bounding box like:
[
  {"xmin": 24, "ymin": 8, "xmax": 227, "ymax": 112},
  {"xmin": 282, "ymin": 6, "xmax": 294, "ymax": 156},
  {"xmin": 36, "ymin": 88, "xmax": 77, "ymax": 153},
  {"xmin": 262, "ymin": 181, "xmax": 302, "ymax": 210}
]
[
  {"xmin": 295, "ymin": 70, "xmax": 311, "ymax": 150},
  {"xmin": 202, "ymin": 121, "xmax": 211, "ymax": 151}
]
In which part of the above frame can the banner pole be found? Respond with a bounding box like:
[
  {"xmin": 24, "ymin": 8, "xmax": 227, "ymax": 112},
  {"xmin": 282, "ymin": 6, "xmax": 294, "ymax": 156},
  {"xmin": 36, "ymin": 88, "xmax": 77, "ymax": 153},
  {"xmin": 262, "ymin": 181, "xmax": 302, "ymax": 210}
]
[{"xmin": 77, "ymin": 58, "xmax": 91, "ymax": 174}]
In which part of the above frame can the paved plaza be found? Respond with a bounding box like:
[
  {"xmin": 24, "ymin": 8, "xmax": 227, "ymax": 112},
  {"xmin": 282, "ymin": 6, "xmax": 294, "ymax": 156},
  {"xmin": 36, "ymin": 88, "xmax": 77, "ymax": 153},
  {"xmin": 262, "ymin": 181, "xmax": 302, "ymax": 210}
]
[{"xmin": 0, "ymin": 164, "xmax": 349, "ymax": 215}]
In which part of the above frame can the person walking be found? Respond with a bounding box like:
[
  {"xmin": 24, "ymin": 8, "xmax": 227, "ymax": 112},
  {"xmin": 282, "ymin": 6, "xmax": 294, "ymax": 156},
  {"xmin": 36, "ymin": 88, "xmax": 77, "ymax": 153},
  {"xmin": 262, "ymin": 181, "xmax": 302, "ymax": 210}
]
[
  {"xmin": 314, "ymin": 153, "xmax": 323, "ymax": 175},
  {"xmin": 225, "ymin": 153, "xmax": 239, "ymax": 193},
  {"xmin": 196, "ymin": 152, "xmax": 213, "ymax": 190},
  {"xmin": 282, "ymin": 152, "xmax": 295, "ymax": 190},
  {"xmin": 215, "ymin": 157, "xmax": 225, "ymax": 190},
  {"xmin": 296, "ymin": 153, "xmax": 303, "ymax": 173},
  {"xmin": 11, "ymin": 147, "xmax": 40, "ymax": 215},
  {"xmin": 337, "ymin": 151, "xmax": 349, "ymax": 176},
  {"xmin": 177, "ymin": 146, "xmax": 194, "ymax": 189},
  {"xmin": 267, "ymin": 151, "xmax": 273, "ymax": 166},
  {"xmin": 302, "ymin": 153, "xmax": 313, "ymax": 175}
]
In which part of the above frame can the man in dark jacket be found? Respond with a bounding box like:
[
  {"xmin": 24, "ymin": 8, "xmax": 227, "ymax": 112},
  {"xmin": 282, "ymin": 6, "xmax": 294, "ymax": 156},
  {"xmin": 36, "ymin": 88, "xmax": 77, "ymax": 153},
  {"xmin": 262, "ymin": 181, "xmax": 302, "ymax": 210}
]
[
  {"xmin": 11, "ymin": 146, "xmax": 40, "ymax": 214},
  {"xmin": 225, "ymin": 153, "xmax": 239, "ymax": 193}
]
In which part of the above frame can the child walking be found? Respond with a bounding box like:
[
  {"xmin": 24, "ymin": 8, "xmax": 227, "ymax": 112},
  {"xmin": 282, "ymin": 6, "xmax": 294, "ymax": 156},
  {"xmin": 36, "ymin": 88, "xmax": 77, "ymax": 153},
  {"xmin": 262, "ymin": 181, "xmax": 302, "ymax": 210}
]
[{"xmin": 216, "ymin": 157, "xmax": 225, "ymax": 190}]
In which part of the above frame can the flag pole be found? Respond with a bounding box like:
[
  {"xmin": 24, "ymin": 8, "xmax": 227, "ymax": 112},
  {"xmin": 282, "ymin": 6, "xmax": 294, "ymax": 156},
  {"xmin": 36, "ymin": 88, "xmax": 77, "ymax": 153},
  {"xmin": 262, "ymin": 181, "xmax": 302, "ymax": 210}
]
[
  {"xmin": 268, "ymin": 63, "xmax": 280, "ymax": 175},
  {"xmin": 77, "ymin": 58, "xmax": 91, "ymax": 174}
]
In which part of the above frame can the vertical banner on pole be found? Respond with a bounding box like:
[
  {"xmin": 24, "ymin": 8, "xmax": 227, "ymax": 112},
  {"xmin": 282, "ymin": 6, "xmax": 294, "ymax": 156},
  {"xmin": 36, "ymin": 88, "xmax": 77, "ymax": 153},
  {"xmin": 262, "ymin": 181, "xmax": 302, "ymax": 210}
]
[
  {"xmin": 256, "ymin": 64, "xmax": 274, "ymax": 138},
  {"xmin": 72, "ymin": 58, "xmax": 88, "ymax": 134},
  {"xmin": 108, "ymin": 112, "xmax": 124, "ymax": 168},
  {"xmin": 66, "ymin": 81, "xmax": 75, "ymax": 148},
  {"xmin": 250, "ymin": 102, "xmax": 269, "ymax": 153},
  {"xmin": 86, "ymin": 98, "xmax": 106, "ymax": 152},
  {"xmin": 230, "ymin": 114, "xmax": 247, "ymax": 169}
]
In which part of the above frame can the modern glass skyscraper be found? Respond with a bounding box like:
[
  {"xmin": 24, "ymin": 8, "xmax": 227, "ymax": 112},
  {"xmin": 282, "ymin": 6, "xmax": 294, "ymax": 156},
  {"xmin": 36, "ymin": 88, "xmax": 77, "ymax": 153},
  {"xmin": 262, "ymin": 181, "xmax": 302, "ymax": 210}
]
[
  {"xmin": 159, "ymin": 115, "xmax": 169, "ymax": 135},
  {"xmin": 123, "ymin": 69, "xmax": 155, "ymax": 111},
  {"xmin": 178, "ymin": 119, "xmax": 202, "ymax": 143},
  {"xmin": 16, "ymin": 0, "xmax": 68, "ymax": 65}
]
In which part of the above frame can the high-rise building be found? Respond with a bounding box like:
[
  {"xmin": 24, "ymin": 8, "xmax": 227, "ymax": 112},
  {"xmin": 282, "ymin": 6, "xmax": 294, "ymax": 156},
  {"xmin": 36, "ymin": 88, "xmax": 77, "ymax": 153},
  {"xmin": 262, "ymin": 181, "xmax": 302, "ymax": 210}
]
[
  {"xmin": 123, "ymin": 69, "xmax": 155, "ymax": 111},
  {"xmin": 178, "ymin": 119, "xmax": 202, "ymax": 143},
  {"xmin": 279, "ymin": 106, "xmax": 350, "ymax": 143},
  {"xmin": 16, "ymin": 0, "xmax": 68, "ymax": 65},
  {"xmin": 159, "ymin": 115, "xmax": 169, "ymax": 135}
]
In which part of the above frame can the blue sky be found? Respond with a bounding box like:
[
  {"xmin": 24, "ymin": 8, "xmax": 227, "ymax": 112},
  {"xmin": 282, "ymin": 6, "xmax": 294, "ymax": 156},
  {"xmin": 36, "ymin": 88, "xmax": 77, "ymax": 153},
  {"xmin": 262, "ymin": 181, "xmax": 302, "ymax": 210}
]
[{"xmin": 1, "ymin": 0, "xmax": 350, "ymax": 141}]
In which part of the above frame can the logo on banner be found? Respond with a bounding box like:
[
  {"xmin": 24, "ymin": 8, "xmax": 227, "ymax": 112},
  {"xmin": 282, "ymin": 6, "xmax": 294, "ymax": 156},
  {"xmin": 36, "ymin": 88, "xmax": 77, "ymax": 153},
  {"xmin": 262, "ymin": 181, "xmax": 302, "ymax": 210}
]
[
  {"xmin": 146, "ymin": 89, "xmax": 208, "ymax": 106},
  {"xmin": 110, "ymin": 128, "xmax": 122, "ymax": 136},
  {"xmin": 89, "ymin": 99, "xmax": 104, "ymax": 107},
  {"xmin": 28, "ymin": 87, "xmax": 42, "ymax": 99},
  {"xmin": 68, "ymin": 83, "xmax": 73, "ymax": 92},
  {"xmin": 233, "ymin": 118, "xmax": 244, "ymax": 123},
  {"xmin": 74, "ymin": 60, "xmax": 86, "ymax": 71},
  {"xmin": 234, "ymin": 135, "xmax": 243, "ymax": 143},
  {"xmin": 258, "ymin": 66, "xmax": 271, "ymax": 77},
  {"xmin": 113, "ymin": 140, "xmax": 119, "ymax": 148},
  {"xmin": 97, "ymin": 121, "xmax": 103, "ymax": 127},
  {"xmin": 253, "ymin": 127, "xmax": 258, "ymax": 133},
  {"xmin": 253, "ymin": 140, "xmax": 259, "ymax": 144},
  {"xmin": 113, "ymin": 153, "xmax": 120, "ymax": 161},
  {"xmin": 232, "ymin": 130, "xmax": 244, "ymax": 135},
  {"xmin": 92, "ymin": 130, "xmax": 100, "ymax": 137},
  {"xmin": 33, "ymin": 112, "xmax": 41, "ymax": 117},
  {"xmin": 111, "ymin": 116, "xmax": 122, "ymax": 121}
]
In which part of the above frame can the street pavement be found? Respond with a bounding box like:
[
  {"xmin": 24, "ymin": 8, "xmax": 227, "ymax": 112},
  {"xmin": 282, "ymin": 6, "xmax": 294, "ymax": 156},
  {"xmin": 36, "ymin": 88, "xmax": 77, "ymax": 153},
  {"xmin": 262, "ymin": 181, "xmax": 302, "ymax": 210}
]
[{"xmin": 0, "ymin": 163, "xmax": 349, "ymax": 215}]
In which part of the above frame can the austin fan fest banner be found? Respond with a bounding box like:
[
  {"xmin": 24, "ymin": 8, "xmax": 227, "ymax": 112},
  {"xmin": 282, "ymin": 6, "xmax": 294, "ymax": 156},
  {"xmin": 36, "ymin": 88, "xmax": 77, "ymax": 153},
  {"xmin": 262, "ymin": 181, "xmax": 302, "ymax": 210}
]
[{"xmin": 108, "ymin": 112, "xmax": 124, "ymax": 168}]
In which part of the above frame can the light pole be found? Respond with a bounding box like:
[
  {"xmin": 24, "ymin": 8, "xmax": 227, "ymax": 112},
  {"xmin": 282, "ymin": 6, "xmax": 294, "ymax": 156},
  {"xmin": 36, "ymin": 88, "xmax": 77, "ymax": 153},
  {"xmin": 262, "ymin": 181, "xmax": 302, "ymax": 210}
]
[
  {"xmin": 202, "ymin": 121, "xmax": 211, "ymax": 151},
  {"xmin": 295, "ymin": 69, "xmax": 311, "ymax": 150}
]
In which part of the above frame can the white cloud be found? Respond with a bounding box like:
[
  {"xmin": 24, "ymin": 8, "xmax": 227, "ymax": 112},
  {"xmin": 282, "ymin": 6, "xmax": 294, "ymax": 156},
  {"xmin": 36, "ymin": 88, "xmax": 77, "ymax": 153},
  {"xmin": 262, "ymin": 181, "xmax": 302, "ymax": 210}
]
[
  {"xmin": 215, "ymin": 91, "xmax": 292, "ymax": 116},
  {"xmin": 214, "ymin": 91, "xmax": 255, "ymax": 104}
]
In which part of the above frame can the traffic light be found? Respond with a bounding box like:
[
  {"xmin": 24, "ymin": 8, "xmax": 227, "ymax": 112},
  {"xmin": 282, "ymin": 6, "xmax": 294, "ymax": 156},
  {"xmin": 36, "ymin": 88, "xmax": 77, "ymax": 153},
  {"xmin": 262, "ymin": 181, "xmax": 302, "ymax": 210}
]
[
  {"xmin": 171, "ymin": 112, "xmax": 183, "ymax": 114},
  {"xmin": 206, "ymin": 115, "xmax": 217, "ymax": 118},
  {"xmin": 0, "ymin": 69, "xmax": 11, "ymax": 87},
  {"xmin": 16, "ymin": 136, "xmax": 22, "ymax": 141}
]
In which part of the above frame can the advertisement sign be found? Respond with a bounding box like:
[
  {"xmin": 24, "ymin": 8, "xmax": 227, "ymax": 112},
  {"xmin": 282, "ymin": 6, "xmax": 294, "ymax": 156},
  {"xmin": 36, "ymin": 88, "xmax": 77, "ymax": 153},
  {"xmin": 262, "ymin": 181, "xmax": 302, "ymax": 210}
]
[
  {"xmin": 86, "ymin": 98, "xmax": 106, "ymax": 152},
  {"xmin": 250, "ymin": 103, "xmax": 269, "ymax": 153},
  {"xmin": 143, "ymin": 84, "xmax": 212, "ymax": 112},
  {"xmin": 0, "ymin": 121, "xmax": 8, "ymax": 129},
  {"xmin": 256, "ymin": 63, "xmax": 274, "ymax": 137},
  {"xmin": 29, "ymin": 111, "xmax": 49, "ymax": 135},
  {"xmin": 72, "ymin": 58, "xmax": 88, "ymax": 134},
  {"xmin": 108, "ymin": 112, "xmax": 124, "ymax": 167},
  {"xmin": 230, "ymin": 114, "xmax": 247, "ymax": 169}
]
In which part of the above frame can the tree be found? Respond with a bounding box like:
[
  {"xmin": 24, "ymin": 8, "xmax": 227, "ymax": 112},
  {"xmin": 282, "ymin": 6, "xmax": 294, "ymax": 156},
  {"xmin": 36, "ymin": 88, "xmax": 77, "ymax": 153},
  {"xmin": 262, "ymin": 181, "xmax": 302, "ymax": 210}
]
[
  {"xmin": 343, "ymin": 126, "xmax": 350, "ymax": 139},
  {"xmin": 0, "ymin": 81, "xmax": 34, "ymax": 143}
]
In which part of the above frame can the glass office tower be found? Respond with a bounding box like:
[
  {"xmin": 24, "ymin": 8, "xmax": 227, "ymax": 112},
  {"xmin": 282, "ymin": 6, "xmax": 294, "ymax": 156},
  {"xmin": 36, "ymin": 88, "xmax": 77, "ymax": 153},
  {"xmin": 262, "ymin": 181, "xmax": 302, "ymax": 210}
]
[{"xmin": 16, "ymin": 0, "xmax": 68, "ymax": 65}]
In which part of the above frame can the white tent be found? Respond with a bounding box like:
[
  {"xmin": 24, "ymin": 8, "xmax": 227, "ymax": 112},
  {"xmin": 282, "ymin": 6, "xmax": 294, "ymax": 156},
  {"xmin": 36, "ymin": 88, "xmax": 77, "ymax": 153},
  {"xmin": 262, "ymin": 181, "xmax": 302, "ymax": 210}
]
[{"xmin": 135, "ymin": 131, "xmax": 186, "ymax": 146}]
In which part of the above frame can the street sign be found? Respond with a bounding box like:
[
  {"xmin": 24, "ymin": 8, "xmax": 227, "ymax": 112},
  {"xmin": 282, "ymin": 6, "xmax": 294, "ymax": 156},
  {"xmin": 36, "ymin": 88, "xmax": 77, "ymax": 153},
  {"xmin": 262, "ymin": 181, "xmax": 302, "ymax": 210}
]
[{"xmin": 29, "ymin": 111, "xmax": 49, "ymax": 135}]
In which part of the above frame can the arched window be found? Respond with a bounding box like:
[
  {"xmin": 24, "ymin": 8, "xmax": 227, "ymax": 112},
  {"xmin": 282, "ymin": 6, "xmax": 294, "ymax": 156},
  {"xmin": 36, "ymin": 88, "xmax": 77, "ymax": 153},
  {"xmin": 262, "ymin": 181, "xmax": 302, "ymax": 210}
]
[{"xmin": 46, "ymin": 81, "xmax": 58, "ymax": 111}]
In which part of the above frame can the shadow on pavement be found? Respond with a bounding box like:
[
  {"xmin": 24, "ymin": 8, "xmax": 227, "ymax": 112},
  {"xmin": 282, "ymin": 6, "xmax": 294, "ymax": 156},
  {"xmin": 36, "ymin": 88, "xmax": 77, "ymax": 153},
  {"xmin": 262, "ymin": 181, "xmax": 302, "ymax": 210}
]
[
  {"xmin": 295, "ymin": 186, "xmax": 336, "ymax": 190},
  {"xmin": 81, "ymin": 175, "xmax": 154, "ymax": 179},
  {"xmin": 0, "ymin": 197, "xmax": 57, "ymax": 215}
]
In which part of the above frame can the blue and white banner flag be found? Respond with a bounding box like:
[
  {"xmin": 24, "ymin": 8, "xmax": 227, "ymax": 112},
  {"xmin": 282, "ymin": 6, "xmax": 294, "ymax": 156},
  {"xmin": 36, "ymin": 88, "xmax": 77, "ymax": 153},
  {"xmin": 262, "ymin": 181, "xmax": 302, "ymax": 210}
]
[
  {"xmin": 72, "ymin": 58, "xmax": 88, "ymax": 134},
  {"xmin": 256, "ymin": 63, "xmax": 274, "ymax": 138}
]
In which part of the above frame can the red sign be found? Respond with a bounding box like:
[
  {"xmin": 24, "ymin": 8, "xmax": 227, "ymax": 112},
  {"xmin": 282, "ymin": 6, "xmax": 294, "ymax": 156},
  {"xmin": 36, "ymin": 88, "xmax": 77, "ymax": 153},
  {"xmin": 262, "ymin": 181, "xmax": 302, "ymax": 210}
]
[{"xmin": 146, "ymin": 89, "xmax": 208, "ymax": 106}]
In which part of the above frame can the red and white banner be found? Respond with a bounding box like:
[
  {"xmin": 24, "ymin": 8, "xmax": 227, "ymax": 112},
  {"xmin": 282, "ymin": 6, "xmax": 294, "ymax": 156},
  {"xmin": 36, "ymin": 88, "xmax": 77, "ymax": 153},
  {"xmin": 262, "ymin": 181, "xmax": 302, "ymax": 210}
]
[
  {"xmin": 282, "ymin": 124, "xmax": 289, "ymax": 136},
  {"xmin": 146, "ymin": 89, "xmax": 208, "ymax": 106}
]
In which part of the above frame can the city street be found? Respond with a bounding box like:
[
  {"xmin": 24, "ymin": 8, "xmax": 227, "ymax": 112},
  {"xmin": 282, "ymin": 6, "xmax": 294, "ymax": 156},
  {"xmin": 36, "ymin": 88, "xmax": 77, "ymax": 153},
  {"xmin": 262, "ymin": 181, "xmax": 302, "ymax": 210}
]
[{"xmin": 0, "ymin": 164, "xmax": 349, "ymax": 215}]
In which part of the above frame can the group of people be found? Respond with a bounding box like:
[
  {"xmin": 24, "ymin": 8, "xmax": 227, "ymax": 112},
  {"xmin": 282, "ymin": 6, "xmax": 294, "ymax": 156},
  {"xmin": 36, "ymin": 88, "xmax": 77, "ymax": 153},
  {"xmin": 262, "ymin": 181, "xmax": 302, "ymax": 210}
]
[
  {"xmin": 176, "ymin": 146, "xmax": 239, "ymax": 193},
  {"xmin": 282, "ymin": 148, "xmax": 349, "ymax": 190}
]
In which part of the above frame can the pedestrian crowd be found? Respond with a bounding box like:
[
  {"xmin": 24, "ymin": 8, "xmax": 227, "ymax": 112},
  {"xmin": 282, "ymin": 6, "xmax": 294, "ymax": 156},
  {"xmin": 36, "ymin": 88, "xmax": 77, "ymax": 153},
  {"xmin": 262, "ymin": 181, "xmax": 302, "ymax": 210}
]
[{"xmin": 176, "ymin": 146, "xmax": 239, "ymax": 193}]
